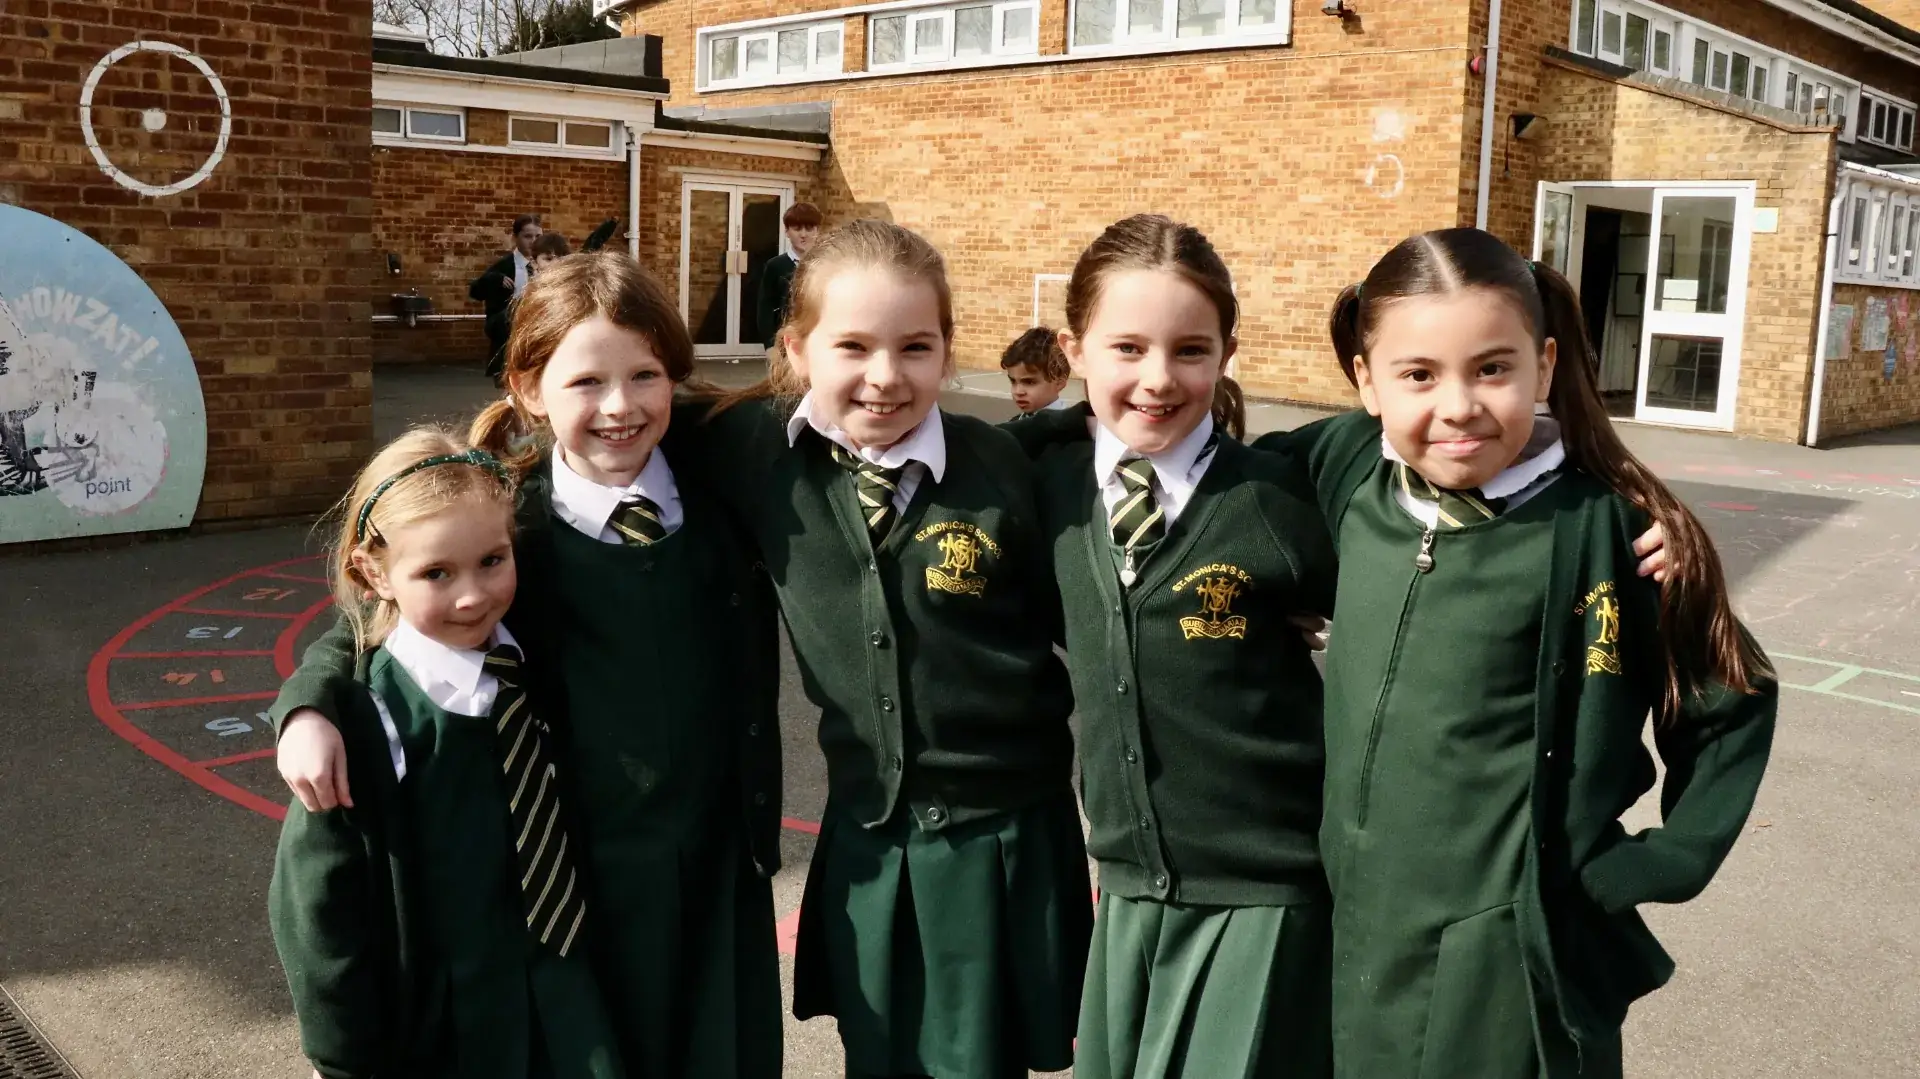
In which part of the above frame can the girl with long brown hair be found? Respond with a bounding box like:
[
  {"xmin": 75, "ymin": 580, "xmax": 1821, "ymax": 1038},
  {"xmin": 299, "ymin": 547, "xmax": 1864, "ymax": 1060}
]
[
  {"xmin": 269, "ymin": 253, "xmax": 785, "ymax": 1079},
  {"xmin": 693, "ymin": 219, "xmax": 1091, "ymax": 1079},
  {"xmin": 1270, "ymin": 227, "xmax": 1775, "ymax": 1078}
]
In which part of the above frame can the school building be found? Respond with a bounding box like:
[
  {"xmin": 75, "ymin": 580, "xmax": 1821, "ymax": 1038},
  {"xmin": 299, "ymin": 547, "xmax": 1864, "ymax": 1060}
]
[
  {"xmin": 5, "ymin": 1, "xmax": 1920, "ymax": 544},
  {"xmin": 583, "ymin": 0, "xmax": 1920, "ymax": 443}
]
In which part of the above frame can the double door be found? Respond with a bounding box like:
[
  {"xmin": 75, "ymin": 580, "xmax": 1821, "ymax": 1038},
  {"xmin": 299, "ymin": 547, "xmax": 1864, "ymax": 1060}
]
[
  {"xmin": 1535, "ymin": 182, "xmax": 1752, "ymax": 429},
  {"xmin": 680, "ymin": 180, "xmax": 793, "ymax": 359}
]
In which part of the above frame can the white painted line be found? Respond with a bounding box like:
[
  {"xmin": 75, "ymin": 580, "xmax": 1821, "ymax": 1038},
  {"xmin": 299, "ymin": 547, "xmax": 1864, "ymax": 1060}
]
[{"xmin": 81, "ymin": 40, "xmax": 232, "ymax": 198}]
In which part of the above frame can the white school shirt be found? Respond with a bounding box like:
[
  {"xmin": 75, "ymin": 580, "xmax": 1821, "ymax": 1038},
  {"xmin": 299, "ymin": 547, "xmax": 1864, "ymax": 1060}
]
[
  {"xmin": 1380, "ymin": 412, "xmax": 1567, "ymax": 529},
  {"xmin": 1042, "ymin": 396, "xmax": 1073, "ymax": 412},
  {"xmin": 512, "ymin": 251, "xmax": 531, "ymax": 297},
  {"xmin": 376, "ymin": 622, "xmax": 523, "ymax": 780},
  {"xmin": 546, "ymin": 445, "xmax": 685, "ymax": 544},
  {"xmin": 1092, "ymin": 414, "xmax": 1219, "ymax": 527},
  {"xmin": 785, "ymin": 391, "xmax": 948, "ymax": 514}
]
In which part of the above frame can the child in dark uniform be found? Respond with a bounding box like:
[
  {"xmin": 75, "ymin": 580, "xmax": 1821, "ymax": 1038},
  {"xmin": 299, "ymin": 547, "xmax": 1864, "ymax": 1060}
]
[
  {"xmin": 270, "ymin": 426, "xmax": 625, "ymax": 1079},
  {"xmin": 271, "ymin": 254, "xmax": 784, "ymax": 1079},
  {"xmin": 1004, "ymin": 214, "xmax": 1338, "ymax": 1079},
  {"xmin": 692, "ymin": 219, "xmax": 1092, "ymax": 1079},
  {"xmin": 1273, "ymin": 228, "xmax": 1775, "ymax": 1079}
]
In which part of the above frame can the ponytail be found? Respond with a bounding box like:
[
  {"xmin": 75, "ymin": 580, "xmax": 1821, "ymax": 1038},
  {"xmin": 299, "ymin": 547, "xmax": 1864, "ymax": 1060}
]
[
  {"xmin": 1211, "ymin": 374, "xmax": 1246, "ymax": 441},
  {"xmin": 1328, "ymin": 282, "xmax": 1364, "ymax": 388},
  {"xmin": 468, "ymin": 396, "xmax": 546, "ymax": 478},
  {"xmin": 1531, "ymin": 261, "xmax": 1772, "ymax": 721}
]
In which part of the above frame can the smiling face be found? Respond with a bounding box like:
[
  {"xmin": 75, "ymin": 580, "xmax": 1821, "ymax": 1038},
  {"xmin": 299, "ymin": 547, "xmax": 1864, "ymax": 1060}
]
[
  {"xmin": 516, "ymin": 314, "xmax": 674, "ymax": 487},
  {"xmin": 1355, "ymin": 287, "xmax": 1556, "ymax": 491},
  {"xmin": 1062, "ymin": 268, "xmax": 1234, "ymax": 456},
  {"xmin": 785, "ymin": 265, "xmax": 949, "ymax": 450},
  {"xmin": 356, "ymin": 494, "xmax": 516, "ymax": 652}
]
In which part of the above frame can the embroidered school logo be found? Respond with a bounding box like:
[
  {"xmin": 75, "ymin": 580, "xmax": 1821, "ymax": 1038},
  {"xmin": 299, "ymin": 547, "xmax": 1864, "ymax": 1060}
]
[
  {"xmin": 1171, "ymin": 563, "xmax": 1252, "ymax": 640},
  {"xmin": 915, "ymin": 520, "xmax": 1001, "ymax": 596},
  {"xmin": 1575, "ymin": 581, "xmax": 1622, "ymax": 675}
]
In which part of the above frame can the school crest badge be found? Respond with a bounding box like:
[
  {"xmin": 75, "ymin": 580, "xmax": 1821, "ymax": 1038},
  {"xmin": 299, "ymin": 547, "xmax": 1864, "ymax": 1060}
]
[
  {"xmin": 916, "ymin": 520, "xmax": 1001, "ymax": 596},
  {"xmin": 1575, "ymin": 581, "xmax": 1622, "ymax": 675},
  {"xmin": 1172, "ymin": 563, "xmax": 1252, "ymax": 640}
]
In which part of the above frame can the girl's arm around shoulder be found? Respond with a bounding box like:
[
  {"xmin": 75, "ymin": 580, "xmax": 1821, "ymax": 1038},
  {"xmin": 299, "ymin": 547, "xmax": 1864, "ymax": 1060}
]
[
  {"xmin": 1250, "ymin": 409, "xmax": 1381, "ymax": 527},
  {"xmin": 1578, "ymin": 501, "xmax": 1778, "ymax": 913},
  {"xmin": 269, "ymin": 615, "xmax": 359, "ymax": 737},
  {"xmin": 1243, "ymin": 446, "xmax": 1339, "ymax": 618},
  {"xmin": 997, "ymin": 402, "xmax": 1093, "ymax": 461},
  {"xmin": 268, "ymin": 774, "xmax": 391, "ymax": 1079}
]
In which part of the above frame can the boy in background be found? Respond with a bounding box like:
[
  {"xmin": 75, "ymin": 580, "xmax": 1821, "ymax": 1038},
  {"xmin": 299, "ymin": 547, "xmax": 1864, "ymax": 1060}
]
[
  {"xmin": 1002, "ymin": 326, "xmax": 1072, "ymax": 413},
  {"xmin": 755, "ymin": 203, "xmax": 823, "ymax": 362}
]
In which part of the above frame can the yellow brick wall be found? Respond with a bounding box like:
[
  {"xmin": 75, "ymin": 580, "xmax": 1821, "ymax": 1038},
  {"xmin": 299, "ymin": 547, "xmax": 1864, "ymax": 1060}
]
[
  {"xmin": 624, "ymin": 1, "xmax": 1479, "ymax": 406},
  {"xmin": 1821, "ymin": 282, "xmax": 1920, "ymax": 437},
  {"xmin": 1858, "ymin": 0, "xmax": 1920, "ymax": 30}
]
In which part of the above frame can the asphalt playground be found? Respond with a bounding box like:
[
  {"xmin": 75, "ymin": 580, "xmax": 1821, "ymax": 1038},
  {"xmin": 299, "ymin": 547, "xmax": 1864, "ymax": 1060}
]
[{"xmin": 0, "ymin": 362, "xmax": 1916, "ymax": 1078}]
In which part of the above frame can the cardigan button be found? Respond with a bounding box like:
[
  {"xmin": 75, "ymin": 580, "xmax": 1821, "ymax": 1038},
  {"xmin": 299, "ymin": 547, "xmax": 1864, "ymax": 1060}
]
[
  {"xmin": 748, "ymin": 723, "xmax": 760, "ymax": 737},
  {"xmin": 1553, "ymin": 660, "xmax": 1566, "ymax": 676},
  {"xmin": 869, "ymin": 559, "xmax": 879, "ymax": 574},
  {"xmin": 1138, "ymin": 815, "xmax": 1151, "ymax": 830},
  {"xmin": 754, "ymin": 792, "xmax": 768, "ymax": 806},
  {"xmin": 730, "ymin": 593, "xmax": 742, "ymax": 607},
  {"xmin": 1152, "ymin": 873, "xmax": 1168, "ymax": 890},
  {"xmin": 870, "ymin": 630, "xmax": 886, "ymax": 647},
  {"xmin": 927, "ymin": 806, "xmax": 946, "ymax": 823},
  {"xmin": 880, "ymin": 696, "xmax": 895, "ymax": 712},
  {"xmin": 1124, "ymin": 747, "xmax": 1137, "ymax": 764},
  {"xmin": 1116, "ymin": 679, "xmax": 1129, "ymax": 695},
  {"xmin": 889, "ymin": 754, "xmax": 903, "ymax": 771}
]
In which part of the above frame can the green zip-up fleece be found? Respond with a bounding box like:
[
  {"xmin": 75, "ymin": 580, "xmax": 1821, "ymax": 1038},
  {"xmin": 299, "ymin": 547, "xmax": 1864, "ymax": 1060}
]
[
  {"xmin": 1009, "ymin": 403, "xmax": 1337, "ymax": 905},
  {"xmin": 685, "ymin": 397, "xmax": 1076, "ymax": 831},
  {"xmin": 269, "ymin": 649, "xmax": 625, "ymax": 1079},
  {"xmin": 1257, "ymin": 411, "xmax": 1776, "ymax": 1070}
]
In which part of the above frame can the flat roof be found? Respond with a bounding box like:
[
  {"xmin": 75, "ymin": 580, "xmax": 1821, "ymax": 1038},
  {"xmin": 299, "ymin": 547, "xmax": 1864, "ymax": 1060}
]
[{"xmin": 372, "ymin": 46, "xmax": 672, "ymax": 96}]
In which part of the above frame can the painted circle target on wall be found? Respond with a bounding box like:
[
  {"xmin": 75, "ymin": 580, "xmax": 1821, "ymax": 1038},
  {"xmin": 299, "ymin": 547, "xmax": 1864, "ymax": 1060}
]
[
  {"xmin": 80, "ymin": 40, "xmax": 232, "ymax": 198},
  {"xmin": 87, "ymin": 556, "xmax": 336, "ymax": 821}
]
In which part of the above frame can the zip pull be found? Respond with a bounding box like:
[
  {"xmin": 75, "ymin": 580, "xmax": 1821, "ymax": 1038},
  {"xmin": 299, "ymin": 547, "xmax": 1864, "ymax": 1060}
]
[
  {"xmin": 1120, "ymin": 549, "xmax": 1138, "ymax": 588},
  {"xmin": 1414, "ymin": 528, "xmax": 1435, "ymax": 573}
]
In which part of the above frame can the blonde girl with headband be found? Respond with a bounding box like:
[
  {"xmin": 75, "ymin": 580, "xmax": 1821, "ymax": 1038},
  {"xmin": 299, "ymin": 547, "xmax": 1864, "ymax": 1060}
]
[
  {"xmin": 268, "ymin": 254, "xmax": 785, "ymax": 1078},
  {"xmin": 268, "ymin": 427, "xmax": 626, "ymax": 1079}
]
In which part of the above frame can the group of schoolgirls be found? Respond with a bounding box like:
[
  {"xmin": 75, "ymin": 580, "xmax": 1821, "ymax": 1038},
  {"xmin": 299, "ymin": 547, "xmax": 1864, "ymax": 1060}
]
[{"xmin": 266, "ymin": 213, "xmax": 1777, "ymax": 1079}]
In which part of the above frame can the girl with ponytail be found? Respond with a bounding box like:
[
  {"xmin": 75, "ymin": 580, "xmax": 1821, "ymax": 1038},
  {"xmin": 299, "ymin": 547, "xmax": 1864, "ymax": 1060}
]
[
  {"xmin": 1271, "ymin": 227, "xmax": 1775, "ymax": 1078},
  {"xmin": 269, "ymin": 252, "xmax": 786, "ymax": 1079},
  {"xmin": 1003, "ymin": 213, "xmax": 1340, "ymax": 1077}
]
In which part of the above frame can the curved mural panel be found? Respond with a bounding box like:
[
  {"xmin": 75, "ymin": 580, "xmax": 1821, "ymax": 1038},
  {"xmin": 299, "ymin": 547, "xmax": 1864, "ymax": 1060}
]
[{"xmin": 0, "ymin": 204, "xmax": 206, "ymax": 544}]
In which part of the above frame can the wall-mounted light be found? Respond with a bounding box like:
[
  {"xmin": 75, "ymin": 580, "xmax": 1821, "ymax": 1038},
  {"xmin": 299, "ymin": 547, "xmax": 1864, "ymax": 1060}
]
[
  {"xmin": 1512, "ymin": 113, "xmax": 1545, "ymax": 141},
  {"xmin": 1322, "ymin": 0, "xmax": 1356, "ymax": 19},
  {"xmin": 386, "ymin": 252, "xmax": 402, "ymax": 276}
]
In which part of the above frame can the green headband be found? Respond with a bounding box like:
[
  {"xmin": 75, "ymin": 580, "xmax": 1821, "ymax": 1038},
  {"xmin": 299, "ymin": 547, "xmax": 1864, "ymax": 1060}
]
[{"xmin": 355, "ymin": 449, "xmax": 512, "ymax": 543}]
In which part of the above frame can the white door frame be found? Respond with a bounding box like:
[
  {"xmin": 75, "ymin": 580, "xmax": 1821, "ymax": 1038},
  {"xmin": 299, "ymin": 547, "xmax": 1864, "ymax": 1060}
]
[
  {"xmin": 1531, "ymin": 179, "xmax": 1754, "ymax": 431},
  {"xmin": 678, "ymin": 178, "xmax": 794, "ymax": 359}
]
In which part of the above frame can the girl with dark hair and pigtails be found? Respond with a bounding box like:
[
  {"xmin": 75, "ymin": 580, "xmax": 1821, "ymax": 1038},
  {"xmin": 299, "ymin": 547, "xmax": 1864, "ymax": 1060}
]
[
  {"xmin": 268, "ymin": 253, "xmax": 786, "ymax": 1079},
  {"xmin": 1262, "ymin": 227, "xmax": 1776, "ymax": 1078},
  {"xmin": 1004, "ymin": 213, "xmax": 1338, "ymax": 1077}
]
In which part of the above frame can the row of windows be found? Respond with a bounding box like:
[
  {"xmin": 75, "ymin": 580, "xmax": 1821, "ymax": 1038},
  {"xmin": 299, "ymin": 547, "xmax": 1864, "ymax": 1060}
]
[
  {"xmin": 1568, "ymin": 0, "xmax": 1920, "ymax": 154},
  {"xmin": 1839, "ymin": 177, "xmax": 1920, "ymax": 286},
  {"xmin": 372, "ymin": 104, "xmax": 618, "ymax": 152},
  {"xmin": 698, "ymin": 0, "xmax": 1287, "ymax": 90}
]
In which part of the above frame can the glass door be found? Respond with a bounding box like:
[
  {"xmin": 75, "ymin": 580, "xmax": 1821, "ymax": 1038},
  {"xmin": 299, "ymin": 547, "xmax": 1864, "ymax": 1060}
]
[
  {"xmin": 1635, "ymin": 187, "xmax": 1750, "ymax": 429},
  {"xmin": 679, "ymin": 180, "xmax": 793, "ymax": 359},
  {"xmin": 1532, "ymin": 182, "xmax": 1583, "ymax": 282}
]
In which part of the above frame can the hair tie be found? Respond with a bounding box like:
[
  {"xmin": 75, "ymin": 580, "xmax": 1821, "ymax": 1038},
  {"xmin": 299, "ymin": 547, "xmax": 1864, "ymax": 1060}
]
[{"xmin": 355, "ymin": 449, "xmax": 512, "ymax": 543}]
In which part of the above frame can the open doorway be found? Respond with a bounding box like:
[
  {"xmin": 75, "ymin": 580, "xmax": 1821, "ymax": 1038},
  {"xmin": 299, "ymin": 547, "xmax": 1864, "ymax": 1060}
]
[{"xmin": 1534, "ymin": 181, "xmax": 1750, "ymax": 430}]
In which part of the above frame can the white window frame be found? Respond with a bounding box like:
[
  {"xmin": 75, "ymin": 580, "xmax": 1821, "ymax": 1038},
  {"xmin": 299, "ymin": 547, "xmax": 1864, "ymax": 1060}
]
[
  {"xmin": 1835, "ymin": 169, "xmax": 1920, "ymax": 288},
  {"xmin": 700, "ymin": 18, "xmax": 846, "ymax": 90},
  {"xmin": 507, "ymin": 114, "xmax": 618, "ymax": 155},
  {"xmin": 370, "ymin": 101, "xmax": 468, "ymax": 143},
  {"xmin": 870, "ymin": 1, "xmax": 1039, "ymax": 70},
  {"xmin": 373, "ymin": 102, "xmax": 466, "ymax": 144},
  {"xmin": 1068, "ymin": 0, "xmax": 1289, "ymax": 58},
  {"xmin": 1566, "ymin": 0, "xmax": 1877, "ymax": 142}
]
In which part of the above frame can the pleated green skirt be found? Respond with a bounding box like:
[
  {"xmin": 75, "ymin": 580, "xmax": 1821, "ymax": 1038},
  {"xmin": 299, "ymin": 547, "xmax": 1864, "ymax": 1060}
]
[
  {"xmin": 1076, "ymin": 892, "xmax": 1333, "ymax": 1079},
  {"xmin": 793, "ymin": 790, "xmax": 1094, "ymax": 1079}
]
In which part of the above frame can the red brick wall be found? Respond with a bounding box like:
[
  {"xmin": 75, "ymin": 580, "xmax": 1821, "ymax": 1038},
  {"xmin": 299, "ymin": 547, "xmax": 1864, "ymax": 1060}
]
[
  {"xmin": 0, "ymin": 0, "xmax": 373, "ymax": 521},
  {"xmin": 373, "ymin": 130, "xmax": 631, "ymax": 364}
]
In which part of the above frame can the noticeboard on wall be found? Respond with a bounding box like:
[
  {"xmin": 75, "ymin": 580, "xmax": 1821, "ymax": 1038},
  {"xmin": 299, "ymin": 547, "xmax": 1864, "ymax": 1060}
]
[{"xmin": 0, "ymin": 204, "xmax": 206, "ymax": 545}]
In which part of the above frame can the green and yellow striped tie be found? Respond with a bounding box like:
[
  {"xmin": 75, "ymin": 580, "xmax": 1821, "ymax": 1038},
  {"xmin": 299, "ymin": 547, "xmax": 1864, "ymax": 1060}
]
[
  {"xmin": 609, "ymin": 495, "xmax": 667, "ymax": 546},
  {"xmin": 1395, "ymin": 462, "xmax": 1507, "ymax": 529},
  {"xmin": 484, "ymin": 645, "xmax": 588, "ymax": 957},
  {"xmin": 1110, "ymin": 456, "xmax": 1166, "ymax": 555},
  {"xmin": 830, "ymin": 443, "xmax": 906, "ymax": 543}
]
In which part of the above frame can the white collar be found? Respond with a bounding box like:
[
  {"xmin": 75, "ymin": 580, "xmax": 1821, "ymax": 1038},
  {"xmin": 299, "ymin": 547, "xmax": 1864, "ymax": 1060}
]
[
  {"xmin": 548, "ymin": 444, "xmax": 674, "ymax": 534},
  {"xmin": 785, "ymin": 391, "xmax": 947, "ymax": 482},
  {"xmin": 1378, "ymin": 412, "xmax": 1566, "ymax": 497},
  {"xmin": 1093, "ymin": 414, "xmax": 1217, "ymax": 492},
  {"xmin": 383, "ymin": 620, "xmax": 518, "ymax": 698},
  {"xmin": 513, "ymin": 251, "xmax": 529, "ymax": 269}
]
